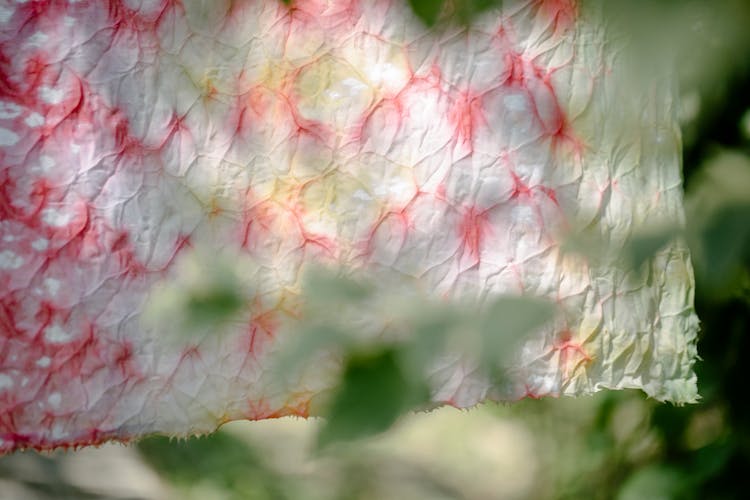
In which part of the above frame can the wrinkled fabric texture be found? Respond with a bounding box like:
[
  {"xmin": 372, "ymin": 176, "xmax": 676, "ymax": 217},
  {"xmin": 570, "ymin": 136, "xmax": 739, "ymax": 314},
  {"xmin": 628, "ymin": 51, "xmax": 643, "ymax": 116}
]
[{"xmin": 0, "ymin": 0, "xmax": 698, "ymax": 453}]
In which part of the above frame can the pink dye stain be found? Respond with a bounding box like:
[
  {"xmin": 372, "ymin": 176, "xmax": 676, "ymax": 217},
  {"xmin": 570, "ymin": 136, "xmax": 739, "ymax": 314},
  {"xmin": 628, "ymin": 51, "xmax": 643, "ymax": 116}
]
[
  {"xmin": 457, "ymin": 206, "xmax": 491, "ymax": 267},
  {"xmin": 553, "ymin": 329, "xmax": 592, "ymax": 380},
  {"xmin": 448, "ymin": 89, "xmax": 486, "ymax": 154},
  {"xmin": 535, "ymin": 0, "xmax": 578, "ymax": 34},
  {"xmin": 493, "ymin": 25, "xmax": 583, "ymax": 157}
]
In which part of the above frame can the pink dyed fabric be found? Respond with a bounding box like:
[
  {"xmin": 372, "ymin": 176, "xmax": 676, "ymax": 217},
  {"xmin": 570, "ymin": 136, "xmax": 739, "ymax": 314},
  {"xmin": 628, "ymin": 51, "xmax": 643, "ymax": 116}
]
[{"xmin": 0, "ymin": 0, "xmax": 697, "ymax": 453}]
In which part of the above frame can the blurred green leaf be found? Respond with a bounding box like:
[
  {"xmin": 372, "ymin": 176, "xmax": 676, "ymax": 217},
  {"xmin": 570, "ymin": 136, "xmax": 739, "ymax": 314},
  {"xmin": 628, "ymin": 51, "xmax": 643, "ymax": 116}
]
[
  {"xmin": 741, "ymin": 109, "xmax": 750, "ymax": 142},
  {"xmin": 692, "ymin": 203, "xmax": 750, "ymax": 290},
  {"xmin": 408, "ymin": 0, "xmax": 445, "ymax": 26},
  {"xmin": 303, "ymin": 267, "xmax": 374, "ymax": 306},
  {"xmin": 686, "ymin": 151, "xmax": 750, "ymax": 293},
  {"xmin": 690, "ymin": 440, "xmax": 735, "ymax": 483},
  {"xmin": 407, "ymin": 0, "xmax": 506, "ymax": 26},
  {"xmin": 186, "ymin": 284, "xmax": 244, "ymax": 326},
  {"xmin": 273, "ymin": 269, "xmax": 377, "ymax": 377},
  {"xmin": 560, "ymin": 224, "xmax": 612, "ymax": 264},
  {"xmin": 138, "ymin": 432, "xmax": 287, "ymax": 500},
  {"xmin": 399, "ymin": 305, "xmax": 461, "ymax": 378},
  {"xmin": 317, "ymin": 348, "xmax": 430, "ymax": 449},
  {"xmin": 453, "ymin": 0, "xmax": 503, "ymax": 23},
  {"xmin": 272, "ymin": 324, "xmax": 349, "ymax": 375},
  {"xmin": 687, "ymin": 151, "xmax": 750, "ymax": 210},
  {"xmin": 617, "ymin": 465, "xmax": 690, "ymax": 500},
  {"xmin": 480, "ymin": 296, "xmax": 555, "ymax": 371},
  {"xmin": 624, "ymin": 227, "xmax": 683, "ymax": 271},
  {"xmin": 563, "ymin": 222, "xmax": 685, "ymax": 274},
  {"xmin": 142, "ymin": 248, "xmax": 256, "ymax": 340}
]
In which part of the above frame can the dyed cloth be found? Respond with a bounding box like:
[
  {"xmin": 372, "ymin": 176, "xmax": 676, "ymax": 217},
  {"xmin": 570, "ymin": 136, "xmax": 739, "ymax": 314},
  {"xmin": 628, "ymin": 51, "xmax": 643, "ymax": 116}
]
[{"xmin": 0, "ymin": 0, "xmax": 697, "ymax": 453}]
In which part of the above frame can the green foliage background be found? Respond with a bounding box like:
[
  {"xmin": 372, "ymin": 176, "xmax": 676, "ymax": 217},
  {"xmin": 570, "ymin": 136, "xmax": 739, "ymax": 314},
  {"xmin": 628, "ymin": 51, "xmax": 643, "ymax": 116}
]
[{"xmin": 2, "ymin": 1, "xmax": 749, "ymax": 499}]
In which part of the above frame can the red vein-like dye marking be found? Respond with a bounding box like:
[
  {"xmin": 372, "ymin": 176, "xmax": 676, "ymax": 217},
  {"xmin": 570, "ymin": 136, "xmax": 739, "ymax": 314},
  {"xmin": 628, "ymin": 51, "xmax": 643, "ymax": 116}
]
[
  {"xmin": 0, "ymin": 49, "xmax": 51, "ymax": 106},
  {"xmin": 353, "ymin": 40, "xmax": 415, "ymax": 145},
  {"xmin": 448, "ymin": 88, "xmax": 486, "ymax": 154},
  {"xmin": 287, "ymin": 199, "xmax": 338, "ymax": 259},
  {"xmin": 509, "ymin": 170, "xmax": 532, "ymax": 200},
  {"xmin": 287, "ymin": 101, "xmax": 332, "ymax": 145},
  {"xmin": 0, "ymin": 302, "xmax": 144, "ymax": 440},
  {"xmin": 278, "ymin": 0, "xmax": 361, "ymax": 33},
  {"xmin": 152, "ymin": 344, "xmax": 202, "ymax": 402},
  {"xmin": 240, "ymin": 197, "xmax": 277, "ymax": 251},
  {"xmin": 280, "ymin": 395, "xmax": 313, "ymax": 418},
  {"xmin": 494, "ymin": 32, "xmax": 582, "ymax": 156},
  {"xmin": 45, "ymin": 76, "xmax": 86, "ymax": 130},
  {"xmin": 43, "ymin": 322, "xmax": 98, "ymax": 376},
  {"xmin": 281, "ymin": 64, "xmax": 337, "ymax": 145},
  {"xmin": 110, "ymin": 111, "xmax": 143, "ymax": 158},
  {"xmin": 509, "ymin": 169, "xmax": 558, "ymax": 207},
  {"xmin": 359, "ymin": 210, "xmax": 407, "ymax": 261},
  {"xmin": 553, "ymin": 329, "xmax": 592, "ymax": 379},
  {"xmin": 0, "ymin": 171, "xmax": 21, "ymax": 219},
  {"xmin": 6, "ymin": 1, "xmax": 70, "ymax": 34},
  {"xmin": 179, "ymin": 344, "xmax": 203, "ymax": 364},
  {"xmin": 107, "ymin": 0, "xmax": 184, "ymax": 38},
  {"xmin": 246, "ymin": 395, "xmax": 311, "ymax": 421},
  {"xmin": 534, "ymin": 0, "xmax": 578, "ymax": 35},
  {"xmin": 151, "ymin": 232, "xmax": 193, "ymax": 274},
  {"xmin": 237, "ymin": 61, "xmax": 334, "ymax": 148},
  {"xmin": 539, "ymin": 185, "xmax": 559, "ymax": 205},
  {"xmin": 0, "ymin": 427, "xmax": 133, "ymax": 454},
  {"xmin": 458, "ymin": 206, "xmax": 491, "ymax": 267},
  {"xmin": 522, "ymin": 386, "xmax": 544, "ymax": 400},
  {"xmin": 109, "ymin": 231, "xmax": 148, "ymax": 278},
  {"xmin": 232, "ymin": 82, "xmax": 302, "ymax": 146},
  {"xmin": 0, "ymin": 295, "xmax": 22, "ymax": 336},
  {"xmin": 230, "ymin": 91, "xmax": 258, "ymax": 138},
  {"xmin": 39, "ymin": 203, "xmax": 90, "ymax": 258},
  {"xmin": 507, "ymin": 53, "xmax": 563, "ymax": 137},
  {"xmin": 246, "ymin": 85, "xmax": 273, "ymax": 119},
  {"xmin": 241, "ymin": 186, "xmax": 338, "ymax": 261},
  {"xmin": 158, "ymin": 112, "xmax": 195, "ymax": 151},
  {"xmin": 360, "ymin": 189, "xmax": 435, "ymax": 260},
  {"xmin": 247, "ymin": 306, "xmax": 279, "ymax": 357},
  {"xmin": 357, "ymin": 94, "xmax": 405, "ymax": 148},
  {"xmin": 363, "ymin": 62, "xmax": 441, "ymax": 132},
  {"xmin": 0, "ymin": 45, "xmax": 18, "ymax": 98},
  {"xmin": 110, "ymin": 340, "xmax": 140, "ymax": 379},
  {"xmin": 409, "ymin": 63, "xmax": 445, "ymax": 98},
  {"xmin": 503, "ymin": 50, "xmax": 527, "ymax": 87}
]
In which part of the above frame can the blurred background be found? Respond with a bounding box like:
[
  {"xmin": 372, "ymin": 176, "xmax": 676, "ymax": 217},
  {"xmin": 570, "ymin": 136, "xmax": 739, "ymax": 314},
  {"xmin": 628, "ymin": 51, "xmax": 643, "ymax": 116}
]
[{"xmin": 2, "ymin": 1, "xmax": 750, "ymax": 498}]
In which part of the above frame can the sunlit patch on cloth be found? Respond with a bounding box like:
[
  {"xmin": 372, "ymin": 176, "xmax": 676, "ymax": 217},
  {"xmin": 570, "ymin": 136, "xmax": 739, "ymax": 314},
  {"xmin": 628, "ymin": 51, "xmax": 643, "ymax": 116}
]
[{"xmin": 0, "ymin": 0, "xmax": 698, "ymax": 453}]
